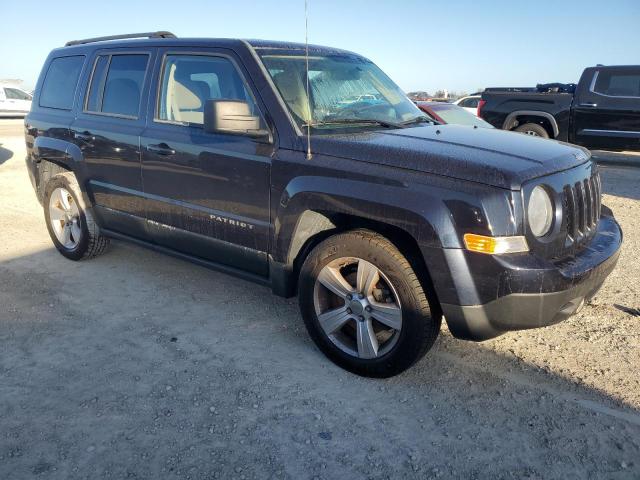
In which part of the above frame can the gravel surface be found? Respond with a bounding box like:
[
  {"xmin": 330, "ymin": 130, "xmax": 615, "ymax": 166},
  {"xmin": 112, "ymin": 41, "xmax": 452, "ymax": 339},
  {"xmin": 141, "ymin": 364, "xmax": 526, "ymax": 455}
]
[{"xmin": 1, "ymin": 119, "xmax": 639, "ymax": 479}]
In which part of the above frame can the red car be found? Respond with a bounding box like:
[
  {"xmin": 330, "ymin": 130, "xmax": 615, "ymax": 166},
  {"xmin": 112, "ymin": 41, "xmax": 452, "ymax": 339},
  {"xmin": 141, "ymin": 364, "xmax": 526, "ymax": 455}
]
[{"xmin": 415, "ymin": 101, "xmax": 493, "ymax": 128}]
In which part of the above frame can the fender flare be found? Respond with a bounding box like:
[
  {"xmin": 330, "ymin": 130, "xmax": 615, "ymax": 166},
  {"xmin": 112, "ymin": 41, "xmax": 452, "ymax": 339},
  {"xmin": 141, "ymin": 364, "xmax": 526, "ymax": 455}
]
[
  {"xmin": 33, "ymin": 136, "xmax": 84, "ymax": 167},
  {"xmin": 32, "ymin": 136, "xmax": 92, "ymax": 208},
  {"xmin": 502, "ymin": 110, "xmax": 559, "ymax": 138},
  {"xmin": 273, "ymin": 176, "xmax": 458, "ymax": 268}
]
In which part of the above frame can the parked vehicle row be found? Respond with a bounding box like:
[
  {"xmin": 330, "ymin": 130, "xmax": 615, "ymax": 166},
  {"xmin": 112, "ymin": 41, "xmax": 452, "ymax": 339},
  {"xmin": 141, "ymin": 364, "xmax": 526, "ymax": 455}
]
[
  {"xmin": 24, "ymin": 32, "xmax": 622, "ymax": 376},
  {"xmin": 478, "ymin": 65, "xmax": 640, "ymax": 151}
]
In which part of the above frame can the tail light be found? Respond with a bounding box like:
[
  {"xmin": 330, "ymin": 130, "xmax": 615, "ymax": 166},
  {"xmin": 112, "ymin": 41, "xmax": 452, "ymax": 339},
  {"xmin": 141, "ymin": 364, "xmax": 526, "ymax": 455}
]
[{"xmin": 477, "ymin": 99, "xmax": 486, "ymax": 117}]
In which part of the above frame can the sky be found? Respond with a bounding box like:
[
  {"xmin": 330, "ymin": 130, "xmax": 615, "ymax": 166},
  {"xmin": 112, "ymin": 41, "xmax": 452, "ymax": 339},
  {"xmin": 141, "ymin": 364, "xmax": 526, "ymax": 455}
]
[{"xmin": 1, "ymin": 0, "xmax": 639, "ymax": 93}]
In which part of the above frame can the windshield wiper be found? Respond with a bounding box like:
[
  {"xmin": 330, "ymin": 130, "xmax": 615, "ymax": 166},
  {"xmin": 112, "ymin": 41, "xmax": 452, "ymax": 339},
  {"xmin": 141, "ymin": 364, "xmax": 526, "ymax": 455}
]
[
  {"xmin": 305, "ymin": 118, "xmax": 407, "ymax": 129},
  {"xmin": 401, "ymin": 116, "xmax": 440, "ymax": 126}
]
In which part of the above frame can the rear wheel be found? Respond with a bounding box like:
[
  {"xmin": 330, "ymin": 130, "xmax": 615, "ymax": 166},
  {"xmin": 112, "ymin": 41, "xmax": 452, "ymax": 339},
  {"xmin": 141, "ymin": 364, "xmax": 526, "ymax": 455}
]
[
  {"xmin": 44, "ymin": 173, "xmax": 108, "ymax": 260},
  {"xmin": 298, "ymin": 230, "xmax": 441, "ymax": 377},
  {"xmin": 515, "ymin": 122, "xmax": 550, "ymax": 138}
]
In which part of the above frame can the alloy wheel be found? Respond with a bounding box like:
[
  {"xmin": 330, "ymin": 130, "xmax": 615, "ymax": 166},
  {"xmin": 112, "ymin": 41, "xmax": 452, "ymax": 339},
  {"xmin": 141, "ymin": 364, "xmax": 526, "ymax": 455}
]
[
  {"xmin": 313, "ymin": 257, "xmax": 402, "ymax": 359},
  {"xmin": 48, "ymin": 187, "xmax": 82, "ymax": 250}
]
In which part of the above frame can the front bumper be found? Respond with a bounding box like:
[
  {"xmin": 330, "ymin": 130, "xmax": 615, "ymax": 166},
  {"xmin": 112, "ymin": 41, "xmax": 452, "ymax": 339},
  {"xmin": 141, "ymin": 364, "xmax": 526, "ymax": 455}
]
[{"xmin": 441, "ymin": 213, "xmax": 622, "ymax": 341}]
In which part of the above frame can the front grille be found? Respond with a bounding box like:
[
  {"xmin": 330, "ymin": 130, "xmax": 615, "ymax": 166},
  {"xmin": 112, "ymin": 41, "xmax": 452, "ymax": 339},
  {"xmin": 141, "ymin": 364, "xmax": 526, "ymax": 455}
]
[{"xmin": 562, "ymin": 171, "xmax": 601, "ymax": 247}]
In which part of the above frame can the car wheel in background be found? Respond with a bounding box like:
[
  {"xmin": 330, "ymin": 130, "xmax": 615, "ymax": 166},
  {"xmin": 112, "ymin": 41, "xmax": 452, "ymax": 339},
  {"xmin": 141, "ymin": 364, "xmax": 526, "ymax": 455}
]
[{"xmin": 515, "ymin": 123, "xmax": 550, "ymax": 138}]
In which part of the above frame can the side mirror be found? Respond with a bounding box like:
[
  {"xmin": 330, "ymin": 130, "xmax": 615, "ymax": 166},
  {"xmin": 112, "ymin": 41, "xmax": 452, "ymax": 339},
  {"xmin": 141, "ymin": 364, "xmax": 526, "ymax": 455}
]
[{"xmin": 204, "ymin": 99, "xmax": 271, "ymax": 141}]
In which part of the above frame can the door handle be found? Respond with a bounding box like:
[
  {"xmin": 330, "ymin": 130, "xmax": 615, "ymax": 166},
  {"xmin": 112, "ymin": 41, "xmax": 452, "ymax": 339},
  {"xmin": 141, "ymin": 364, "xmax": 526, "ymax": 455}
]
[
  {"xmin": 146, "ymin": 143, "xmax": 176, "ymax": 156},
  {"xmin": 579, "ymin": 102, "xmax": 598, "ymax": 108},
  {"xmin": 74, "ymin": 131, "xmax": 95, "ymax": 141}
]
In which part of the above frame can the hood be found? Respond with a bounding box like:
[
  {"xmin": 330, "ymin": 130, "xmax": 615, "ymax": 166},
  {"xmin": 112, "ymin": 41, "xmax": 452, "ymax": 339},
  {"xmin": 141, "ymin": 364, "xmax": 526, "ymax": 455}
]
[{"xmin": 309, "ymin": 124, "xmax": 590, "ymax": 189}]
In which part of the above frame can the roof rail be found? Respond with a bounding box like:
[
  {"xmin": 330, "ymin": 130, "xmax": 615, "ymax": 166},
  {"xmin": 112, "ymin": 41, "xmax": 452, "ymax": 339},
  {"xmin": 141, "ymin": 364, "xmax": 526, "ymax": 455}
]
[{"xmin": 65, "ymin": 31, "xmax": 176, "ymax": 47}]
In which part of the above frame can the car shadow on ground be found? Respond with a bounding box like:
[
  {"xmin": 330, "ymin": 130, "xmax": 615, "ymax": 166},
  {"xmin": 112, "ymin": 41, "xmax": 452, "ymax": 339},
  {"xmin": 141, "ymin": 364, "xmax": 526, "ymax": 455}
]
[
  {"xmin": 0, "ymin": 143, "xmax": 13, "ymax": 165},
  {"xmin": 1, "ymin": 241, "xmax": 638, "ymax": 479}
]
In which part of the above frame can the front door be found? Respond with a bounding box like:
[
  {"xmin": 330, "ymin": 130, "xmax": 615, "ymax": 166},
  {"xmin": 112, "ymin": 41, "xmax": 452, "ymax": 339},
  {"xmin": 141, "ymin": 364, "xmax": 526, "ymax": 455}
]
[
  {"xmin": 140, "ymin": 49, "xmax": 273, "ymax": 276},
  {"xmin": 572, "ymin": 66, "xmax": 640, "ymax": 150}
]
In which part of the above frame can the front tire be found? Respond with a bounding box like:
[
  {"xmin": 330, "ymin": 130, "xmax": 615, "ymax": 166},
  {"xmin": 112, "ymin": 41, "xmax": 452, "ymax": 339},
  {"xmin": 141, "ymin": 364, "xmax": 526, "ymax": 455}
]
[
  {"xmin": 298, "ymin": 230, "xmax": 441, "ymax": 377},
  {"xmin": 43, "ymin": 173, "xmax": 108, "ymax": 261}
]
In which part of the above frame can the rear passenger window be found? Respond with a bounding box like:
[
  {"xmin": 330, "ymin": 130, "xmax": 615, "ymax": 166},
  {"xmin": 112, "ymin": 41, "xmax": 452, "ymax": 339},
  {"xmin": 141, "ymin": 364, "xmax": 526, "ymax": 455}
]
[
  {"xmin": 157, "ymin": 54, "xmax": 258, "ymax": 126},
  {"xmin": 39, "ymin": 56, "xmax": 85, "ymax": 110},
  {"xmin": 85, "ymin": 54, "xmax": 149, "ymax": 118},
  {"xmin": 593, "ymin": 69, "xmax": 640, "ymax": 97}
]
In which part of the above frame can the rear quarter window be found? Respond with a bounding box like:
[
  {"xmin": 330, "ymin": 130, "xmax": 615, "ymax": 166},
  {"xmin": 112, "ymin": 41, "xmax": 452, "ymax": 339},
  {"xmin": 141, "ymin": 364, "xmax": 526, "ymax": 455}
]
[{"xmin": 39, "ymin": 55, "xmax": 85, "ymax": 110}]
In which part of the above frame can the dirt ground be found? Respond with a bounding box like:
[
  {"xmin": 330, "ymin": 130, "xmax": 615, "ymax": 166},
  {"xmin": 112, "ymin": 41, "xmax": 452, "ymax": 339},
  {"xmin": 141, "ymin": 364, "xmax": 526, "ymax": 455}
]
[{"xmin": 1, "ymin": 118, "xmax": 639, "ymax": 479}]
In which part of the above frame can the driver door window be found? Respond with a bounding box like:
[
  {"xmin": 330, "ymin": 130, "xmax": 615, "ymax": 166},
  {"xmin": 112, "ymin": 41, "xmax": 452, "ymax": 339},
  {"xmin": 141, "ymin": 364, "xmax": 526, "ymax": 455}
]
[{"xmin": 157, "ymin": 54, "xmax": 262, "ymax": 126}]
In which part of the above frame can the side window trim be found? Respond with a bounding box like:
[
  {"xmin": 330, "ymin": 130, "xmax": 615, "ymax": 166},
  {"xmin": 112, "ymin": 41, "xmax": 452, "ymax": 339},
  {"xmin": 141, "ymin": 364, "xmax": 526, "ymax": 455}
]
[
  {"xmin": 82, "ymin": 51, "xmax": 151, "ymax": 120},
  {"xmin": 84, "ymin": 54, "xmax": 112, "ymax": 113},
  {"xmin": 153, "ymin": 50, "xmax": 267, "ymax": 131},
  {"xmin": 589, "ymin": 69, "xmax": 640, "ymax": 99},
  {"xmin": 589, "ymin": 70, "xmax": 599, "ymax": 94}
]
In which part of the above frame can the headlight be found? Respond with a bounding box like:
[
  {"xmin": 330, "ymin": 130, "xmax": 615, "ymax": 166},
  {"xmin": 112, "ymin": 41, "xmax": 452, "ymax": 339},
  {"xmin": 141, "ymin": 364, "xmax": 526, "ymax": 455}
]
[{"xmin": 528, "ymin": 185, "xmax": 553, "ymax": 237}]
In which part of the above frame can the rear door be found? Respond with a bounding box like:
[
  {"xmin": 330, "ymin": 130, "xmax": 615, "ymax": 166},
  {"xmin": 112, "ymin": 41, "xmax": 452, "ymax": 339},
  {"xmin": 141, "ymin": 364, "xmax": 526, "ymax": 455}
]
[
  {"xmin": 139, "ymin": 48, "xmax": 273, "ymax": 276},
  {"xmin": 572, "ymin": 66, "xmax": 640, "ymax": 150},
  {"xmin": 70, "ymin": 48, "xmax": 156, "ymax": 239}
]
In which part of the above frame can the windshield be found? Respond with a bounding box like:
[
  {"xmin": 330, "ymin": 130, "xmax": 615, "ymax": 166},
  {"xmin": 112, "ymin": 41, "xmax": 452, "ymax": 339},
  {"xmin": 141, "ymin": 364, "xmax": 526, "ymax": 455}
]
[{"xmin": 259, "ymin": 52, "xmax": 426, "ymax": 130}]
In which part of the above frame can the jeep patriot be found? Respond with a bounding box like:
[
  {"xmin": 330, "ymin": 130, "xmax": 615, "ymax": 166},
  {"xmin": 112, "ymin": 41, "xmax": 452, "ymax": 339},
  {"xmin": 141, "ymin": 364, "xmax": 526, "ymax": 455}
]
[{"xmin": 25, "ymin": 32, "xmax": 622, "ymax": 377}]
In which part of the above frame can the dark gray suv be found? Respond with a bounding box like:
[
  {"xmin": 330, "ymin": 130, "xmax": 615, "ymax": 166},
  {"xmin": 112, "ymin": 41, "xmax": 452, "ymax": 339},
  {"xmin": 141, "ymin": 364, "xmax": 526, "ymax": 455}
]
[{"xmin": 25, "ymin": 32, "xmax": 622, "ymax": 377}]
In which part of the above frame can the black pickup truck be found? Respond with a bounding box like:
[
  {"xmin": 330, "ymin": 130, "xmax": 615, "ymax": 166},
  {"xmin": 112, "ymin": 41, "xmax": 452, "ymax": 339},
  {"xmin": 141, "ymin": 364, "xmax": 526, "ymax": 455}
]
[
  {"xmin": 25, "ymin": 32, "xmax": 622, "ymax": 377},
  {"xmin": 479, "ymin": 65, "xmax": 640, "ymax": 151}
]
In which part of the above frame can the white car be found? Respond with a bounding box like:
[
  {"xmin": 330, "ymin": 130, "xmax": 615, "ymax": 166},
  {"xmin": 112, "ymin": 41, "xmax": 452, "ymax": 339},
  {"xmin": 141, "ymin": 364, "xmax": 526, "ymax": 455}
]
[
  {"xmin": 0, "ymin": 86, "xmax": 33, "ymax": 117},
  {"xmin": 453, "ymin": 95, "xmax": 481, "ymax": 116}
]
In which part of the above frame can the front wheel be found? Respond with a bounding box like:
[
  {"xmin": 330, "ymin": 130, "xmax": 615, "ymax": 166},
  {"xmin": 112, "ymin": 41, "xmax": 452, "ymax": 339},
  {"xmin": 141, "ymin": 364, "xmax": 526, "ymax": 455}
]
[{"xmin": 298, "ymin": 230, "xmax": 441, "ymax": 377}]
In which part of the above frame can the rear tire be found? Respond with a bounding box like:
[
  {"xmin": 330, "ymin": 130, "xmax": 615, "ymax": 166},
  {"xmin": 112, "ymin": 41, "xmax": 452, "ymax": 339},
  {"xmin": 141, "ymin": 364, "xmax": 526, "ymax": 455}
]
[
  {"xmin": 43, "ymin": 173, "xmax": 108, "ymax": 261},
  {"xmin": 298, "ymin": 229, "xmax": 441, "ymax": 377},
  {"xmin": 515, "ymin": 123, "xmax": 550, "ymax": 138}
]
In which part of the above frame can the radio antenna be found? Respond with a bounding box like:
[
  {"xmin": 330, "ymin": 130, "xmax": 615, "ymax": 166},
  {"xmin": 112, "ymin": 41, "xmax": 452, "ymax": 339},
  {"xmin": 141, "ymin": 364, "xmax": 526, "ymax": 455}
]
[{"xmin": 304, "ymin": 0, "xmax": 313, "ymax": 160}]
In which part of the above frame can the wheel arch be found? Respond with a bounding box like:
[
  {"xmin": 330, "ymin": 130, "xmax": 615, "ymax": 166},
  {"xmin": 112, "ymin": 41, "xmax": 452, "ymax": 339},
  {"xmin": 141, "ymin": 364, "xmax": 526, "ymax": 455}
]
[
  {"xmin": 33, "ymin": 135, "xmax": 83, "ymax": 167},
  {"xmin": 32, "ymin": 136, "xmax": 91, "ymax": 206},
  {"xmin": 272, "ymin": 200, "xmax": 444, "ymax": 317},
  {"xmin": 502, "ymin": 110, "xmax": 559, "ymax": 138},
  {"xmin": 34, "ymin": 159, "xmax": 72, "ymax": 204}
]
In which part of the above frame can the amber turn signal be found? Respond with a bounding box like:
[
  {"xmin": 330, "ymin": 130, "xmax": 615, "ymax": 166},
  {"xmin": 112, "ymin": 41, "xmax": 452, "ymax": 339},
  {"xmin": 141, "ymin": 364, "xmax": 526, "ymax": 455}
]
[{"xmin": 463, "ymin": 233, "xmax": 529, "ymax": 255}]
